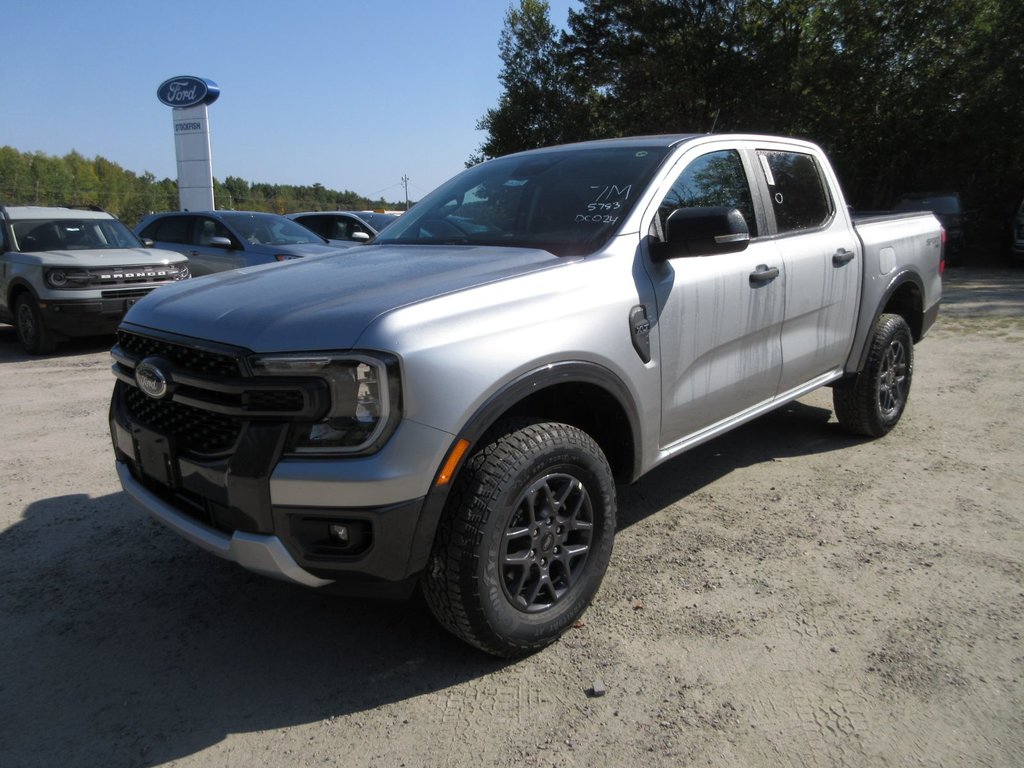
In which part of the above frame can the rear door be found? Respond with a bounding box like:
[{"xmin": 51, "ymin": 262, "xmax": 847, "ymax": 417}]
[
  {"xmin": 755, "ymin": 144, "xmax": 860, "ymax": 392},
  {"xmin": 643, "ymin": 143, "xmax": 785, "ymax": 446}
]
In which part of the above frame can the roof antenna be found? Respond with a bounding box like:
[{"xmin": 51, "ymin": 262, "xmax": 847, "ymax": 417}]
[{"xmin": 709, "ymin": 109, "xmax": 721, "ymax": 134}]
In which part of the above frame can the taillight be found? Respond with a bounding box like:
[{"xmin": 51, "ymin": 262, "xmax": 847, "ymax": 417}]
[{"xmin": 939, "ymin": 227, "xmax": 947, "ymax": 274}]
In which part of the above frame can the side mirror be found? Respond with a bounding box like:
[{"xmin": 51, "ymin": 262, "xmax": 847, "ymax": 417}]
[
  {"xmin": 209, "ymin": 236, "xmax": 234, "ymax": 249},
  {"xmin": 350, "ymin": 231, "xmax": 371, "ymax": 242},
  {"xmin": 141, "ymin": 237, "xmax": 155, "ymax": 247},
  {"xmin": 654, "ymin": 206, "xmax": 750, "ymax": 260}
]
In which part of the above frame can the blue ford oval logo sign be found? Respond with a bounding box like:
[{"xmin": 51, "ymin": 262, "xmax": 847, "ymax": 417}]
[
  {"xmin": 136, "ymin": 358, "xmax": 172, "ymax": 400},
  {"xmin": 157, "ymin": 76, "xmax": 220, "ymax": 108}
]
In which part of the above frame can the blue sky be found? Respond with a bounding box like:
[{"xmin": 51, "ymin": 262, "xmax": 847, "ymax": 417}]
[{"xmin": 5, "ymin": 0, "xmax": 578, "ymax": 203}]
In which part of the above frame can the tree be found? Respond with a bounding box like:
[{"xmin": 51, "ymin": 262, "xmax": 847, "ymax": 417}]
[
  {"xmin": 477, "ymin": 0, "xmax": 1024, "ymax": 257},
  {"xmin": 472, "ymin": 0, "xmax": 596, "ymax": 162},
  {"xmin": 0, "ymin": 146, "xmax": 403, "ymax": 221}
]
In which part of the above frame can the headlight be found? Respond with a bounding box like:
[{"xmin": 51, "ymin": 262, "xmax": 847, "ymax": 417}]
[
  {"xmin": 249, "ymin": 352, "xmax": 401, "ymax": 455},
  {"xmin": 45, "ymin": 268, "xmax": 91, "ymax": 289}
]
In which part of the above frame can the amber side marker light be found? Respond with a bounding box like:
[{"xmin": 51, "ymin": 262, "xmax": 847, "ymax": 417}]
[{"xmin": 436, "ymin": 439, "xmax": 471, "ymax": 486}]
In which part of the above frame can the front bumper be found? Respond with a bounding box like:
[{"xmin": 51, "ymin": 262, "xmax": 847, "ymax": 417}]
[
  {"xmin": 117, "ymin": 462, "xmax": 332, "ymax": 587},
  {"xmin": 111, "ymin": 381, "xmax": 454, "ymax": 591},
  {"xmin": 40, "ymin": 291, "xmax": 153, "ymax": 337}
]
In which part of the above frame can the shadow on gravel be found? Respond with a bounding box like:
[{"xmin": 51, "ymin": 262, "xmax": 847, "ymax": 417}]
[
  {"xmin": 0, "ymin": 326, "xmax": 114, "ymax": 364},
  {"xmin": 0, "ymin": 491, "xmax": 504, "ymax": 767},
  {"xmin": 617, "ymin": 399, "xmax": 859, "ymax": 529},
  {"xmin": 936, "ymin": 267, "xmax": 1024, "ymax": 318},
  {"xmin": 0, "ymin": 398, "xmax": 864, "ymax": 767}
]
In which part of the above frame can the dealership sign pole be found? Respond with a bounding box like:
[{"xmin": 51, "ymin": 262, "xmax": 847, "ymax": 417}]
[{"xmin": 156, "ymin": 76, "xmax": 220, "ymax": 212}]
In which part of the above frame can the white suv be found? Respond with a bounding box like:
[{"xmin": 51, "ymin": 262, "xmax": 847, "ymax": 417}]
[{"xmin": 1, "ymin": 206, "xmax": 190, "ymax": 353}]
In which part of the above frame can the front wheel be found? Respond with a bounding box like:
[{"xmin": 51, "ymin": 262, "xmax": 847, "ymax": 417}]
[
  {"xmin": 14, "ymin": 294, "xmax": 56, "ymax": 355},
  {"xmin": 423, "ymin": 420, "xmax": 616, "ymax": 657},
  {"xmin": 833, "ymin": 313, "xmax": 914, "ymax": 437}
]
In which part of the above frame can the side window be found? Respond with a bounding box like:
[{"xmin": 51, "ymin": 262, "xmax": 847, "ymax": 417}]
[
  {"xmin": 757, "ymin": 150, "xmax": 832, "ymax": 233},
  {"xmin": 297, "ymin": 216, "xmax": 329, "ymax": 238},
  {"xmin": 143, "ymin": 216, "xmax": 190, "ymax": 244},
  {"xmin": 654, "ymin": 149, "xmax": 757, "ymax": 239},
  {"xmin": 193, "ymin": 216, "xmax": 231, "ymax": 246},
  {"xmin": 330, "ymin": 217, "xmax": 354, "ymax": 240}
]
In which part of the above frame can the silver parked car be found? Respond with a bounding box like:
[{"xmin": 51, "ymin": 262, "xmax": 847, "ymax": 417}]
[
  {"xmin": 135, "ymin": 210, "xmax": 349, "ymax": 275},
  {"xmin": 287, "ymin": 210, "xmax": 399, "ymax": 245}
]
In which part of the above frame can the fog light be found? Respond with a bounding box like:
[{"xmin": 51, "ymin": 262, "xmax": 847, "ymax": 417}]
[{"xmin": 328, "ymin": 524, "xmax": 349, "ymax": 543}]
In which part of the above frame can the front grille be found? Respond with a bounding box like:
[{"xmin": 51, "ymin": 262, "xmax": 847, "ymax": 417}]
[
  {"xmin": 102, "ymin": 287, "xmax": 155, "ymax": 299},
  {"xmin": 114, "ymin": 330, "xmax": 327, "ymax": 458},
  {"xmin": 126, "ymin": 387, "xmax": 241, "ymax": 455},
  {"xmin": 246, "ymin": 389, "xmax": 306, "ymax": 411},
  {"xmin": 116, "ymin": 330, "xmax": 242, "ymax": 378},
  {"xmin": 83, "ymin": 263, "xmax": 189, "ymax": 287}
]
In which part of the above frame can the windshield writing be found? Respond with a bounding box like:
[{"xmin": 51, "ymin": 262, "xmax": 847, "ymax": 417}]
[{"xmin": 375, "ymin": 145, "xmax": 671, "ymax": 256}]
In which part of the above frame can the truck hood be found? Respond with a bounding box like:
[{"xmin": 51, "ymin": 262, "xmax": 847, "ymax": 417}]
[
  {"xmin": 124, "ymin": 244, "xmax": 571, "ymax": 351},
  {"xmin": 263, "ymin": 242, "xmax": 350, "ymax": 257},
  {"xmin": 7, "ymin": 247, "xmax": 187, "ymax": 266}
]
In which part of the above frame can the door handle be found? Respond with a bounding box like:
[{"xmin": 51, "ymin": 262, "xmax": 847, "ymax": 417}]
[
  {"xmin": 749, "ymin": 265, "xmax": 780, "ymax": 285},
  {"xmin": 832, "ymin": 248, "xmax": 855, "ymax": 266}
]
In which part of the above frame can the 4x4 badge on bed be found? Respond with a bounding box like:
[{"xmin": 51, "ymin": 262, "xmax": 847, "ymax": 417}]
[{"xmin": 135, "ymin": 358, "xmax": 171, "ymax": 400}]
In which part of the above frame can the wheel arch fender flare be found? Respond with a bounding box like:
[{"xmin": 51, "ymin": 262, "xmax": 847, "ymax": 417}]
[
  {"xmin": 6, "ymin": 276, "xmax": 40, "ymax": 309},
  {"xmin": 852, "ymin": 270, "xmax": 925, "ymax": 373},
  {"xmin": 403, "ymin": 360, "xmax": 644, "ymax": 577},
  {"xmin": 455, "ymin": 360, "xmax": 643, "ymax": 466}
]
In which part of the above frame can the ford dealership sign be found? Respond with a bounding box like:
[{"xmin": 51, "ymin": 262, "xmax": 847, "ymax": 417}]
[{"xmin": 157, "ymin": 76, "xmax": 220, "ymax": 108}]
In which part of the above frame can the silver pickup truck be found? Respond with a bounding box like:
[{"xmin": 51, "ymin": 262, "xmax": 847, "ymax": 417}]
[{"xmin": 109, "ymin": 135, "xmax": 942, "ymax": 656}]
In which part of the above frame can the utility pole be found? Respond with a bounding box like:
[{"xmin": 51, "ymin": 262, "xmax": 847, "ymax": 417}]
[{"xmin": 401, "ymin": 174, "xmax": 410, "ymax": 211}]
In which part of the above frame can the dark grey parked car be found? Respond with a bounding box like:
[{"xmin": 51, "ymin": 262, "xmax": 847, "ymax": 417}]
[
  {"xmin": 135, "ymin": 211, "xmax": 349, "ymax": 275},
  {"xmin": 894, "ymin": 192, "xmax": 966, "ymax": 265},
  {"xmin": 287, "ymin": 210, "xmax": 399, "ymax": 245},
  {"xmin": 1011, "ymin": 194, "xmax": 1024, "ymax": 260}
]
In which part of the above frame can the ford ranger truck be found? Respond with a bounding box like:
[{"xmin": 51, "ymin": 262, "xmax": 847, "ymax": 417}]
[
  {"xmin": 1, "ymin": 206, "xmax": 190, "ymax": 353},
  {"xmin": 109, "ymin": 135, "xmax": 942, "ymax": 656}
]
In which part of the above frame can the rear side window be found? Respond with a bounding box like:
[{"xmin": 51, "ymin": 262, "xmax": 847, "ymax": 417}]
[
  {"xmin": 142, "ymin": 216, "xmax": 191, "ymax": 244},
  {"xmin": 758, "ymin": 151, "xmax": 832, "ymax": 233},
  {"xmin": 295, "ymin": 215, "xmax": 330, "ymax": 238}
]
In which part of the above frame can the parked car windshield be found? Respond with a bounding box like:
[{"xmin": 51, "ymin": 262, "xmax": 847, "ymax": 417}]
[
  {"xmin": 373, "ymin": 145, "xmax": 673, "ymax": 256},
  {"xmin": 219, "ymin": 212, "xmax": 326, "ymax": 246},
  {"xmin": 12, "ymin": 218, "xmax": 143, "ymax": 251}
]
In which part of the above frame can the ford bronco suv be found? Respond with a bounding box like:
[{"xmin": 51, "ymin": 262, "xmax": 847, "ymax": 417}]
[
  {"xmin": 110, "ymin": 135, "xmax": 942, "ymax": 656},
  {"xmin": 1, "ymin": 206, "xmax": 190, "ymax": 353}
]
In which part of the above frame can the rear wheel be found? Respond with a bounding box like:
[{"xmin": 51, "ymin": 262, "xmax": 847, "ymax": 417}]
[
  {"xmin": 14, "ymin": 294, "xmax": 56, "ymax": 355},
  {"xmin": 833, "ymin": 313, "xmax": 913, "ymax": 437},
  {"xmin": 423, "ymin": 420, "xmax": 616, "ymax": 657}
]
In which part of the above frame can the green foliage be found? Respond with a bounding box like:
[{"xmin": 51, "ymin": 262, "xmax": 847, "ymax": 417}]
[
  {"xmin": 480, "ymin": 0, "xmax": 1024, "ymax": 256},
  {"xmin": 0, "ymin": 147, "xmax": 403, "ymax": 227}
]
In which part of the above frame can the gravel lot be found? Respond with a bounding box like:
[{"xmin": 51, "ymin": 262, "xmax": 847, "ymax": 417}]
[{"xmin": 1, "ymin": 268, "xmax": 1022, "ymax": 768}]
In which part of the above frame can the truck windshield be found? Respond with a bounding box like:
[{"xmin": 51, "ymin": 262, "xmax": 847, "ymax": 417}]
[
  {"xmin": 374, "ymin": 145, "xmax": 672, "ymax": 256},
  {"xmin": 13, "ymin": 218, "xmax": 143, "ymax": 251}
]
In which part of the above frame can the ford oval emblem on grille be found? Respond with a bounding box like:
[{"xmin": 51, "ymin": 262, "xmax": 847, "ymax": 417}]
[{"xmin": 136, "ymin": 358, "xmax": 172, "ymax": 400}]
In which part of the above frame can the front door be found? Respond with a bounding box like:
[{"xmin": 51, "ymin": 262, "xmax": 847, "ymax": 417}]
[{"xmin": 644, "ymin": 146, "xmax": 786, "ymax": 447}]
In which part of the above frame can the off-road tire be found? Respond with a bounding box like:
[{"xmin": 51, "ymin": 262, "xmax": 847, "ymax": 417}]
[
  {"xmin": 422, "ymin": 420, "xmax": 616, "ymax": 657},
  {"xmin": 833, "ymin": 313, "xmax": 914, "ymax": 437},
  {"xmin": 14, "ymin": 294, "xmax": 56, "ymax": 355}
]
